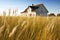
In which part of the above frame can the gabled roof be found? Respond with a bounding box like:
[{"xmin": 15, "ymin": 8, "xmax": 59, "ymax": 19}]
[
  {"xmin": 21, "ymin": 4, "xmax": 48, "ymax": 13},
  {"xmin": 21, "ymin": 6, "xmax": 39, "ymax": 13},
  {"xmin": 29, "ymin": 6, "xmax": 39, "ymax": 11}
]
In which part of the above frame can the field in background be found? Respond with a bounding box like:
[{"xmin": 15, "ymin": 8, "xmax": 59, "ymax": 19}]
[{"xmin": 0, "ymin": 16, "xmax": 60, "ymax": 40}]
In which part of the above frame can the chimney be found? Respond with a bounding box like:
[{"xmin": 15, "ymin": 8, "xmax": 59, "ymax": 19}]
[{"xmin": 32, "ymin": 4, "xmax": 34, "ymax": 6}]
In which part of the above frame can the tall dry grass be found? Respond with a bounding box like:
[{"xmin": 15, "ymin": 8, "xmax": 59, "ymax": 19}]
[{"xmin": 0, "ymin": 11, "xmax": 60, "ymax": 40}]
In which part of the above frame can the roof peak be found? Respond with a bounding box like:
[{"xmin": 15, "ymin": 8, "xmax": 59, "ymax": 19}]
[{"xmin": 31, "ymin": 4, "xmax": 43, "ymax": 6}]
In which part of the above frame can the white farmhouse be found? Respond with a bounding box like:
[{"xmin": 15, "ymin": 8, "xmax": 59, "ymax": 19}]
[{"xmin": 21, "ymin": 4, "xmax": 48, "ymax": 16}]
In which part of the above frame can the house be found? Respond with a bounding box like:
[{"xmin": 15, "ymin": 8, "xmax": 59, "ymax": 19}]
[{"xmin": 21, "ymin": 4, "xmax": 48, "ymax": 16}]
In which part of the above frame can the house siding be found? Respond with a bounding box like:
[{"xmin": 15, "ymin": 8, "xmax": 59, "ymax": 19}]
[
  {"xmin": 36, "ymin": 6, "xmax": 47, "ymax": 16},
  {"xmin": 27, "ymin": 7, "xmax": 36, "ymax": 16}
]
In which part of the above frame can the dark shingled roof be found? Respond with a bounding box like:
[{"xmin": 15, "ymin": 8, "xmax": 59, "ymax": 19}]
[
  {"xmin": 29, "ymin": 6, "xmax": 39, "ymax": 11},
  {"xmin": 21, "ymin": 6, "xmax": 39, "ymax": 13},
  {"xmin": 21, "ymin": 4, "xmax": 48, "ymax": 13}
]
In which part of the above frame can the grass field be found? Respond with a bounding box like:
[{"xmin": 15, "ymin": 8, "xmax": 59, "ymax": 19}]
[{"xmin": 0, "ymin": 16, "xmax": 60, "ymax": 40}]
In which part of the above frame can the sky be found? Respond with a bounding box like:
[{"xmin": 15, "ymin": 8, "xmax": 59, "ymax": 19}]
[{"xmin": 0, "ymin": 0, "xmax": 60, "ymax": 15}]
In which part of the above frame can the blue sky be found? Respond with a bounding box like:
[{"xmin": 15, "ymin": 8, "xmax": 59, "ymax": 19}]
[{"xmin": 0, "ymin": 0, "xmax": 60, "ymax": 14}]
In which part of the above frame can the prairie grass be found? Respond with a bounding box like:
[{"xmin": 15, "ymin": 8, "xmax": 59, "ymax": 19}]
[{"xmin": 0, "ymin": 15, "xmax": 60, "ymax": 40}]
